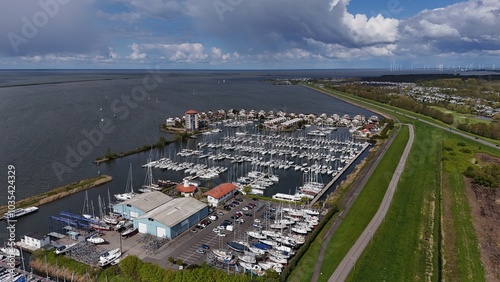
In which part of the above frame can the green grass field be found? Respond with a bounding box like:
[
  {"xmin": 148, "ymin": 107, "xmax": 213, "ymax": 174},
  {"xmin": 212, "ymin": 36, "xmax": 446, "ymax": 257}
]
[
  {"xmin": 302, "ymin": 85, "xmax": 496, "ymax": 282},
  {"xmin": 346, "ymin": 121, "xmax": 441, "ymax": 281},
  {"xmin": 429, "ymin": 105, "xmax": 491, "ymax": 127},
  {"xmin": 294, "ymin": 126, "xmax": 409, "ymax": 282}
]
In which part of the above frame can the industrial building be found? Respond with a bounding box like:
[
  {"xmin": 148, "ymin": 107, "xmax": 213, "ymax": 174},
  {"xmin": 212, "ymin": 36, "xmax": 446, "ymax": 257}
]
[
  {"xmin": 133, "ymin": 197, "xmax": 208, "ymax": 239},
  {"xmin": 112, "ymin": 191, "xmax": 173, "ymax": 219}
]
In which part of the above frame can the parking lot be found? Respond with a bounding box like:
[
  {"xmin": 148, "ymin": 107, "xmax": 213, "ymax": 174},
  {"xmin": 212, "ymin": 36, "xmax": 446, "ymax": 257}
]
[
  {"xmin": 148, "ymin": 195, "xmax": 267, "ymax": 267},
  {"xmin": 98, "ymin": 194, "xmax": 308, "ymax": 270}
]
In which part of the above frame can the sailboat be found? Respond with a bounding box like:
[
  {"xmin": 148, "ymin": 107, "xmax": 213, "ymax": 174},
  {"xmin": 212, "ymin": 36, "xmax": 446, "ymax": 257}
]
[
  {"xmin": 103, "ymin": 190, "xmax": 119, "ymax": 224},
  {"xmin": 114, "ymin": 164, "xmax": 136, "ymax": 201},
  {"xmin": 81, "ymin": 191, "xmax": 96, "ymax": 220},
  {"xmin": 139, "ymin": 158, "xmax": 160, "ymax": 193}
]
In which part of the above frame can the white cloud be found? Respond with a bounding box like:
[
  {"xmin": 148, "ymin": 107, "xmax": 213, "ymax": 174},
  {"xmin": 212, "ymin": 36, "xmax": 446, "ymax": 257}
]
[
  {"xmin": 418, "ymin": 20, "xmax": 460, "ymax": 38},
  {"xmin": 108, "ymin": 47, "xmax": 119, "ymax": 60},
  {"xmin": 400, "ymin": 0, "xmax": 500, "ymax": 56},
  {"xmin": 129, "ymin": 42, "xmax": 209, "ymax": 63},
  {"xmin": 211, "ymin": 47, "xmax": 231, "ymax": 61},
  {"xmin": 129, "ymin": 43, "xmax": 146, "ymax": 60}
]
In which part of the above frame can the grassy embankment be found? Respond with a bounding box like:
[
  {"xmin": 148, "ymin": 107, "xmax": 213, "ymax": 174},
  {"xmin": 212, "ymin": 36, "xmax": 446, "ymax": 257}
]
[
  {"xmin": 346, "ymin": 121, "xmax": 441, "ymax": 281},
  {"xmin": 324, "ymin": 87, "xmax": 493, "ymax": 281},
  {"xmin": 289, "ymin": 124, "xmax": 409, "ymax": 282},
  {"xmin": 0, "ymin": 175, "xmax": 112, "ymax": 216},
  {"xmin": 300, "ymin": 85, "xmax": 492, "ymax": 281},
  {"xmin": 439, "ymin": 133, "xmax": 499, "ymax": 281}
]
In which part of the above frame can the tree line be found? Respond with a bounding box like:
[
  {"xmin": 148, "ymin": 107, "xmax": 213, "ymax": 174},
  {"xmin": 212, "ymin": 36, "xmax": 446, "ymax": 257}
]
[{"xmin": 330, "ymin": 83, "xmax": 500, "ymax": 140}]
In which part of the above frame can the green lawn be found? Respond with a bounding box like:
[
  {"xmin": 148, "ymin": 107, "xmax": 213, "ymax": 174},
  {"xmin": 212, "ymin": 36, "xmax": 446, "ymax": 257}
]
[
  {"xmin": 310, "ymin": 125, "xmax": 409, "ymax": 282},
  {"xmin": 347, "ymin": 121, "xmax": 442, "ymax": 281},
  {"xmin": 439, "ymin": 134, "xmax": 497, "ymax": 281},
  {"xmin": 292, "ymin": 85, "xmax": 494, "ymax": 282},
  {"xmin": 428, "ymin": 105, "xmax": 491, "ymax": 127}
]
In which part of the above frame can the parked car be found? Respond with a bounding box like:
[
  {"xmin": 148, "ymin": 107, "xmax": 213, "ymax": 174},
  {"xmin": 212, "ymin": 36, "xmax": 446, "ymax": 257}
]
[
  {"xmin": 242, "ymin": 207, "xmax": 249, "ymax": 211},
  {"xmin": 213, "ymin": 228, "xmax": 220, "ymax": 233},
  {"xmin": 196, "ymin": 249, "xmax": 205, "ymax": 254},
  {"xmin": 216, "ymin": 211, "xmax": 224, "ymax": 216},
  {"xmin": 190, "ymin": 229, "xmax": 197, "ymax": 233},
  {"xmin": 218, "ymin": 232, "xmax": 227, "ymax": 237},
  {"xmin": 235, "ymin": 197, "xmax": 244, "ymax": 202},
  {"xmin": 201, "ymin": 244, "xmax": 210, "ymax": 249}
]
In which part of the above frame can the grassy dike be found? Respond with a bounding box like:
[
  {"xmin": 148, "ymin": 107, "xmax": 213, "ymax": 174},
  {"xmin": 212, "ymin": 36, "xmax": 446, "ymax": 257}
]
[
  {"xmin": 346, "ymin": 121, "xmax": 441, "ymax": 281},
  {"xmin": 288, "ymin": 125, "xmax": 408, "ymax": 282},
  {"xmin": 302, "ymin": 85, "xmax": 493, "ymax": 281},
  {"xmin": 0, "ymin": 175, "xmax": 112, "ymax": 216}
]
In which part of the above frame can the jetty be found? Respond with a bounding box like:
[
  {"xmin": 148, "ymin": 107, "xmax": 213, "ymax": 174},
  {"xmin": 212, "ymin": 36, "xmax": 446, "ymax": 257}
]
[{"xmin": 0, "ymin": 175, "xmax": 112, "ymax": 217}]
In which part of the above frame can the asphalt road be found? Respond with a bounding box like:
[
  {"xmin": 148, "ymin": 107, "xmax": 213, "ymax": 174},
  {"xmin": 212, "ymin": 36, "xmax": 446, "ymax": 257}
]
[{"xmin": 328, "ymin": 124, "xmax": 414, "ymax": 282}]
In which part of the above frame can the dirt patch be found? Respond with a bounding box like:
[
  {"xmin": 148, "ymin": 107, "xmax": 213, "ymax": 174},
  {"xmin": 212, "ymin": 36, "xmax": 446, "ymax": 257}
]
[
  {"xmin": 442, "ymin": 172, "xmax": 458, "ymax": 280},
  {"xmin": 475, "ymin": 153, "xmax": 500, "ymax": 165},
  {"xmin": 464, "ymin": 176, "xmax": 500, "ymax": 281}
]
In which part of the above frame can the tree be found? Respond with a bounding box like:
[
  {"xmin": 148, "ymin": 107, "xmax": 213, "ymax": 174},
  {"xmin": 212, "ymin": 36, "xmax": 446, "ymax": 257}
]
[
  {"xmin": 242, "ymin": 185, "xmax": 252, "ymax": 195},
  {"xmin": 119, "ymin": 255, "xmax": 143, "ymax": 280}
]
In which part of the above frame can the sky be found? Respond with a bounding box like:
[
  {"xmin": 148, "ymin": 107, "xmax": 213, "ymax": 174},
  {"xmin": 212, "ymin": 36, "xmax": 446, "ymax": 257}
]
[{"xmin": 0, "ymin": 0, "xmax": 499, "ymax": 69}]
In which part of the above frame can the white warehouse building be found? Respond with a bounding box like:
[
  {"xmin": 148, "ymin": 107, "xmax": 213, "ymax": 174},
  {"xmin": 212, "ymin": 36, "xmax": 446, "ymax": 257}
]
[
  {"xmin": 112, "ymin": 191, "xmax": 173, "ymax": 219},
  {"xmin": 133, "ymin": 197, "xmax": 208, "ymax": 239}
]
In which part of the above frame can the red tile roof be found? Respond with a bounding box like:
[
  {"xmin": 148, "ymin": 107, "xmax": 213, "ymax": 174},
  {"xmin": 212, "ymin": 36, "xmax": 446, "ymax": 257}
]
[
  {"xmin": 204, "ymin": 183, "xmax": 237, "ymax": 199},
  {"xmin": 176, "ymin": 183, "xmax": 197, "ymax": 193},
  {"xmin": 185, "ymin": 109, "xmax": 198, "ymax": 114}
]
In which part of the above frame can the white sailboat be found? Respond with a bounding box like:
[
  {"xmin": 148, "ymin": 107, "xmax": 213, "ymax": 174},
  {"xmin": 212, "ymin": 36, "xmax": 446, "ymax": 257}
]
[
  {"xmin": 139, "ymin": 158, "xmax": 160, "ymax": 193},
  {"xmin": 115, "ymin": 164, "xmax": 136, "ymax": 201}
]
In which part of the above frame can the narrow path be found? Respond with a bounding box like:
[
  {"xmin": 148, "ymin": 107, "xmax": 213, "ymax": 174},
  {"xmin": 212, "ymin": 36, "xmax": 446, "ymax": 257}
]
[
  {"xmin": 310, "ymin": 123, "xmax": 400, "ymax": 282},
  {"xmin": 328, "ymin": 124, "xmax": 414, "ymax": 282}
]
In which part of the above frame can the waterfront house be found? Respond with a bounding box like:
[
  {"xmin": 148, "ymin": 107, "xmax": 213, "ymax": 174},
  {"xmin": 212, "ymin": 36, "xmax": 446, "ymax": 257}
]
[
  {"xmin": 204, "ymin": 183, "xmax": 238, "ymax": 207},
  {"xmin": 19, "ymin": 232, "xmax": 50, "ymax": 250}
]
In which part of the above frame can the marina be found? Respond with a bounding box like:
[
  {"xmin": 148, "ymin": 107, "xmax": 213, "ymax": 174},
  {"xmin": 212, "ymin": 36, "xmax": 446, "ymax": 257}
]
[
  {"xmin": 0, "ymin": 70, "xmax": 384, "ymax": 281},
  {"xmin": 141, "ymin": 111, "xmax": 375, "ymax": 201}
]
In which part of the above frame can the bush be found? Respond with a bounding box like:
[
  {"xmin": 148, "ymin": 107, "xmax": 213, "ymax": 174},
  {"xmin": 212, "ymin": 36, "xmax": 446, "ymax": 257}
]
[{"xmin": 459, "ymin": 148, "xmax": 472, "ymax": 154}]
